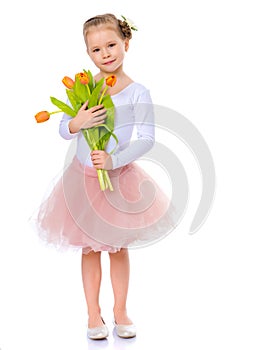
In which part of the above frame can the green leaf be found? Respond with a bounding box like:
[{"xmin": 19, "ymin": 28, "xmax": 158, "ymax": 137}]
[
  {"xmin": 50, "ymin": 97, "xmax": 76, "ymax": 117},
  {"xmin": 73, "ymin": 78, "xmax": 89, "ymax": 102},
  {"xmin": 98, "ymin": 131, "xmax": 111, "ymax": 149},
  {"xmin": 82, "ymin": 129, "xmax": 95, "ymax": 150},
  {"xmin": 88, "ymin": 78, "xmax": 104, "ymax": 108},
  {"xmin": 96, "ymin": 124, "xmax": 118, "ymax": 152},
  {"xmin": 66, "ymin": 89, "xmax": 81, "ymax": 112},
  {"xmin": 90, "ymin": 94, "xmax": 115, "ymax": 149},
  {"xmin": 102, "ymin": 94, "xmax": 114, "ymax": 131}
]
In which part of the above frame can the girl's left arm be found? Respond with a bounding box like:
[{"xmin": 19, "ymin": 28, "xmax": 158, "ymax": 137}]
[
  {"xmin": 59, "ymin": 113, "xmax": 79, "ymax": 140},
  {"xmin": 59, "ymin": 99, "xmax": 79, "ymax": 140},
  {"xmin": 110, "ymin": 89, "xmax": 155, "ymax": 169}
]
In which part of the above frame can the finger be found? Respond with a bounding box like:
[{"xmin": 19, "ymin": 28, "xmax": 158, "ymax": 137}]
[
  {"xmin": 91, "ymin": 121, "xmax": 104, "ymax": 128},
  {"xmin": 91, "ymin": 150, "xmax": 103, "ymax": 156},
  {"xmin": 91, "ymin": 153, "xmax": 101, "ymax": 161},
  {"xmin": 92, "ymin": 160, "xmax": 103, "ymax": 168},
  {"xmin": 86, "ymin": 120, "xmax": 101, "ymax": 128},
  {"xmin": 92, "ymin": 115, "xmax": 107, "ymax": 124},
  {"xmin": 85, "ymin": 115, "xmax": 105, "ymax": 128},
  {"xmin": 91, "ymin": 156, "xmax": 99, "ymax": 162},
  {"xmin": 92, "ymin": 109, "xmax": 107, "ymax": 119},
  {"xmin": 80, "ymin": 100, "xmax": 89, "ymax": 110},
  {"xmin": 88, "ymin": 104, "xmax": 104, "ymax": 113},
  {"xmin": 93, "ymin": 160, "xmax": 104, "ymax": 169}
]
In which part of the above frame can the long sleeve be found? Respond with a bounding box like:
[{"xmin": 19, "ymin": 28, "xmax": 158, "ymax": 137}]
[
  {"xmin": 58, "ymin": 100, "xmax": 79, "ymax": 140},
  {"xmin": 110, "ymin": 89, "xmax": 155, "ymax": 169}
]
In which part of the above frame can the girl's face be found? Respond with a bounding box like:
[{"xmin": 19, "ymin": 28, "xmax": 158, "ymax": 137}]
[{"xmin": 86, "ymin": 27, "xmax": 129, "ymax": 75}]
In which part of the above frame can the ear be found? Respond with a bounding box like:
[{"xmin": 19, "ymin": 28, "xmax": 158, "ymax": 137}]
[{"xmin": 124, "ymin": 39, "xmax": 130, "ymax": 52}]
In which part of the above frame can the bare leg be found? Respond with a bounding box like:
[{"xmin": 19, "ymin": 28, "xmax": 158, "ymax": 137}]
[
  {"xmin": 109, "ymin": 248, "xmax": 132, "ymax": 324},
  {"xmin": 81, "ymin": 250, "xmax": 104, "ymax": 328}
]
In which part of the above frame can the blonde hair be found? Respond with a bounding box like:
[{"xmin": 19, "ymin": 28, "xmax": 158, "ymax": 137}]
[{"xmin": 83, "ymin": 13, "xmax": 132, "ymax": 43}]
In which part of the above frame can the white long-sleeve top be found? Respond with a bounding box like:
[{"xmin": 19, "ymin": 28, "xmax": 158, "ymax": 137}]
[{"xmin": 59, "ymin": 82, "xmax": 155, "ymax": 169}]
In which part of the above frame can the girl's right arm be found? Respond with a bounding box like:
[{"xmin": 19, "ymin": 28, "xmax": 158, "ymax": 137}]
[{"xmin": 59, "ymin": 101, "xmax": 107, "ymax": 140}]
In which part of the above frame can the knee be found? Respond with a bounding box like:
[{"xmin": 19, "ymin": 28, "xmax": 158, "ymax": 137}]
[
  {"xmin": 82, "ymin": 249, "xmax": 101, "ymax": 258},
  {"xmin": 109, "ymin": 248, "xmax": 128, "ymax": 259}
]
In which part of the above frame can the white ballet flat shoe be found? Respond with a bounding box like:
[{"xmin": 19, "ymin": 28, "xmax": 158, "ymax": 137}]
[
  {"xmin": 114, "ymin": 321, "xmax": 136, "ymax": 338},
  {"xmin": 87, "ymin": 318, "xmax": 109, "ymax": 340}
]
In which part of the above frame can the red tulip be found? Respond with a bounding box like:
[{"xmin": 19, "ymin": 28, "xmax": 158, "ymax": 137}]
[
  {"xmin": 35, "ymin": 111, "xmax": 50, "ymax": 123},
  {"xmin": 62, "ymin": 76, "xmax": 74, "ymax": 89},
  {"xmin": 106, "ymin": 75, "xmax": 117, "ymax": 87},
  {"xmin": 75, "ymin": 72, "xmax": 90, "ymax": 85}
]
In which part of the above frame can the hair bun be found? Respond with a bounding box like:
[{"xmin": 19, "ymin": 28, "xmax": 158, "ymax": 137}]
[{"xmin": 118, "ymin": 19, "xmax": 132, "ymax": 39}]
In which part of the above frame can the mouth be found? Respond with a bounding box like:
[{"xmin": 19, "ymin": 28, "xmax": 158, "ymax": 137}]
[{"xmin": 103, "ymin": 59, "xmax": 116, "ymax": 66}]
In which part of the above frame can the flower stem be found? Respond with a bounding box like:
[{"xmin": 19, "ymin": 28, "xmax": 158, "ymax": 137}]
[
  {"xmin": 86, "ymin": 84, "xmax": 91, "ymax": 98},
  {"xmin": 98, "ymin": 86, "xmax": 108, "ymax": 105},
  {"xmin": 104, "ymin": 170, "xmax": 113, "ymax": 191},
  {"xmin": 49, "ymin": 110, "xmax": 62, "ymax": 115},
  {"xmin": 97, "ymin": 169, "xmax": 105, "ymax": 191}
]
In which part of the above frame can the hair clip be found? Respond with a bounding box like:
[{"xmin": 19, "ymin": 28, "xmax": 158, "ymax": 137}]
[{"xmin": 121, "ymin": 15, "xmax": 138, "ymax": 31}]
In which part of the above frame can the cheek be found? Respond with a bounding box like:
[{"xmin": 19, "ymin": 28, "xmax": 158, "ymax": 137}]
[
  {"xmin": 88, "ymin": 53, "xmax": 99, "ymax": 63},
  {"xmin": 117, "ymin": 47, "xmax": 126, "ymax": 58},
  {"xmin": 87, "ymin": 50, "xmax": 93, "ymax": 59}
]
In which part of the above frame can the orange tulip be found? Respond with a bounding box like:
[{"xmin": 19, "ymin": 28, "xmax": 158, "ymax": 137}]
[
  {"xmin": 35, "ymin": 111, "xmax": 50, "ymax": 123},
  {"xmin": 106, "ymin": 75, "xmax": 117, "ymax": 87},
  {"xmin": 75, "ymin": 72, "xmax": 90, "ymax": 85},
  {"xmin": 62, "ymin": 76, "xmax": 74, "ymax": 89},
  {"xmin": 97, "ymin": 75, "xmax": 117, "ymax": 104}
]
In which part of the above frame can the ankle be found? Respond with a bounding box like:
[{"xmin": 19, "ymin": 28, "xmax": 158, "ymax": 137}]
[
  {"xmin": 113, "ymin": 306, "xmax": 127, "ymax": 315},
  {"xmin": 88, "ymin": 307, "xmax": 101, "ymax": 319},
  {"xmin": 113, "ymin": 308, "xmax": 133, "ymax": 325},
  {"xmin": 88, "ymin": 313, "xmax": 104, "ymax": 328}
]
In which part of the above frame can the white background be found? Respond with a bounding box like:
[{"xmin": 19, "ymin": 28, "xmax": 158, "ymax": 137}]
[{"xmin": 0, "ymin": 0, "xmax": 280, "ymax": 349}]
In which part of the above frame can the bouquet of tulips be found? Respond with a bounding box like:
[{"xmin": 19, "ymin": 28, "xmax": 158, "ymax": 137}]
[{"xmin": 35, "ymin": 70, "xmax": 118, "ymax": 191}]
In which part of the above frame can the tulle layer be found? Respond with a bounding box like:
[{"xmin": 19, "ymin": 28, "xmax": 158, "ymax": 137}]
[{"xmin": 32, "ymin": 157, "xmax": 176, "ymax": 254}]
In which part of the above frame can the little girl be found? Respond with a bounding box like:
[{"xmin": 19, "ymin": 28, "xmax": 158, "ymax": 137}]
[{"xmin": 34, "ymin": 13, "xmax": 174, "ymax": 340}]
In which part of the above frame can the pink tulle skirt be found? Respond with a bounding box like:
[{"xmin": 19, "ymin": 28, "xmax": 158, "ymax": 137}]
[{"xmin": 32, "ymin": 157, "xmax": 175, "ymax": 254}]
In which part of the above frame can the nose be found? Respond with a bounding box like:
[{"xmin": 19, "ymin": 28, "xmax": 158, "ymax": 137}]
[{"xmin": 101, "ymin": 48, "xmax": 110, "ymax": 59}]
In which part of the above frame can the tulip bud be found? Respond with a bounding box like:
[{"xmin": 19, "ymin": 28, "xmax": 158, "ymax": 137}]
[
  {"xmin": 75, "ymin": 72, "xmax": 90, "ymax": 85},
  {"xmin": 35, "ymin": 111, "xmax": 50, "ymax": 123},
  {"xmin": 62, "ymin": 76, "xmax": 75, "ymax": 89},
  {"xmin": 106, "ymin": 75, "xmax": 117, "ymax": 87}
]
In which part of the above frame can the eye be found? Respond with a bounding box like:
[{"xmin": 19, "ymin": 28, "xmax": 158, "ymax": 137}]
[
  {"xmin": 92, "ymin": 48, "xmax": 100, "ymax": 53},
  {"xmin": 108, "ymin": 43, "xmax": 116, "ymax": 48}
]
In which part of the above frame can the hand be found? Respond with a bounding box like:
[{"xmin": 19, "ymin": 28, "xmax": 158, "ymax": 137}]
[
  {"xmin": 69, "ymin": 101, "xmax": 106, "ymax": 133},
  {"xmin": 91, "ymin": 150, "xmax": 113, "ymax": 170}
]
